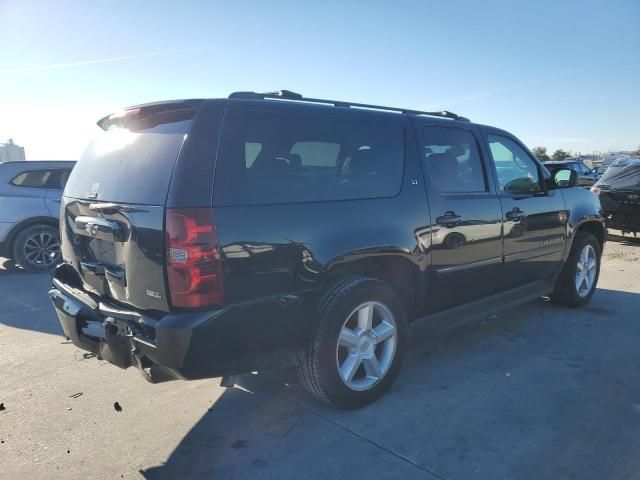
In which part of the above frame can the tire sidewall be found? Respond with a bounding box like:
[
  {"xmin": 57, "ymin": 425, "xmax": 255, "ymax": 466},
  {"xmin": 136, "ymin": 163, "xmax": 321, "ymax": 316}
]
[
  {"xmin": 313, "ymin": 278, "xmax": 408, "ymax": 409},
  {"xmin": 12, "ymin": 224, "xmax": 60, "ymax": 272}
]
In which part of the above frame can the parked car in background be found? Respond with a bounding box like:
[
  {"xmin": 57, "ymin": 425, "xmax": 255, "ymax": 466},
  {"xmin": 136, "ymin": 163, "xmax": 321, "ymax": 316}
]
[
  {"xmin": 594, "ymin": 164, "xmax": 609, "ymax": 179},
  {"xmin": 49, "ymin": 91, "xmax": 604, "ymax": 409},
  {"xmin": 543, "ymin": 160, "xmax": 598, "ymax": 187},
  {"xmin": 592, "ymin": 158, "xmax": 640, "ymax": 235},
  {"xmin": 0, "ymin": 161, "xmax": 75, "ymax": 271}
]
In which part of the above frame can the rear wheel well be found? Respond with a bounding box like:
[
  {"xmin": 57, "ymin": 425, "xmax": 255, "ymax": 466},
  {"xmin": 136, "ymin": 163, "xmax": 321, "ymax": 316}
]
[
  {"xmin": 576, "ymin": 221, "xmax": 605, "ymax": 251},
  {"xmin": 325, "ymin": 256, "xmax": 418, "ymax": 319},
  {"xmin": 8, "ymin": 218, "xmax": 59, "ymax": 254}
]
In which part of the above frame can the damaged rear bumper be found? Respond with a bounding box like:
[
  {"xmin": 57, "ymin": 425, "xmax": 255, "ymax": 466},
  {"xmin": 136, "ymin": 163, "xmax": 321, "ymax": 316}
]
[
  {"xmin": 48, "ymin": 264, "xmax": 307, "ymax": 381},
  {"xmin": 49, "ymin": 280, "xmax": 200, "ymax": 381}
]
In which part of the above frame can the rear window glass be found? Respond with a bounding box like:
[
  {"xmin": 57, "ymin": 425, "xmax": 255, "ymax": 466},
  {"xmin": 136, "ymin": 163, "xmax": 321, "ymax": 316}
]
[
  {"xmin": 64, "ymin": 115, "xmax": 193, "ymax": 204},
  {"xmin": 11, "ymin": 168, "xmax": 71, "ymax": 189},
  {"xmin": 214, "ymin": 110, "xmax": 404, "ymax": 205}
]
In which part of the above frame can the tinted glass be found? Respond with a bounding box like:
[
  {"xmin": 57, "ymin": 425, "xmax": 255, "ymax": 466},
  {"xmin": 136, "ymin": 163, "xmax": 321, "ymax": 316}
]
[
  {"xmin": 64, "ymin": 118, "xmax": 192, "ymax": 204},
  {"xmin": 214, "ymin": 110, "xmax": 404, "ymax": 205},
  {"xmin": 422, "ymin": 126, "xmax": 486, "ymax": 193},
  {"xmin": 11, "ymin": 168, "xmax": 71, "ymax": 189},
  {"xmin": 488, "ymin": 135, "xmax": 541, "ymax": 193}
]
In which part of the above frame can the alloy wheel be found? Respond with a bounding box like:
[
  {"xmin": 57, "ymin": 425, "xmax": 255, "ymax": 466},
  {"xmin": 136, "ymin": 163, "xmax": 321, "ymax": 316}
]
[
  {"xmin": 336, "ymin": 301, "xmax": 398, "ymax": 391},
  {"xmin": 575, "ymin": 244, "xmax": 597, "ymax": 297},
  {"xmin": 22, "ymin": 231, "xmax": 60, "ymax": 268}
]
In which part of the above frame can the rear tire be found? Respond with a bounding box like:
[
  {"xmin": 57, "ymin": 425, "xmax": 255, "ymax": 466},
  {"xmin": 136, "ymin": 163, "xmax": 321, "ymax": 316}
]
[
  {"xmin": 551, "ymin": 231, "xmax": 601, "ymax": 307},
  {"xmin": 11, "ymin": 224, "xmax": 61, "ymax": 272},
  {"xmin": 298, "ymin": 277, "xmax": 408, "ymax": 409}
]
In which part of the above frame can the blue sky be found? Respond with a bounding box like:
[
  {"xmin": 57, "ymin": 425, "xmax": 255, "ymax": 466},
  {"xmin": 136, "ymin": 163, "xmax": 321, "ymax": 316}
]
[{"xmin": 1, "ymin": 0, "xmax": 638, "ymax": 159}]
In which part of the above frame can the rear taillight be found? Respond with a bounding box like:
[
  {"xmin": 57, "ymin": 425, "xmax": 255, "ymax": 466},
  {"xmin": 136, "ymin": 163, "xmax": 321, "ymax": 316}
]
[
  {"xmin": 166, "ymin": 208, "xmax": 223, "ymax": 308},
  {"xmin": 591, "ymin": 186, "xmax": 601, "ymax": 196}
]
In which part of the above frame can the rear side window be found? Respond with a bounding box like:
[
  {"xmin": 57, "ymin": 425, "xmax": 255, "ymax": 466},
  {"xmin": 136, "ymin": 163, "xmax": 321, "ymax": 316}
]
[
  {"xmin": 11, "ymin": 168, "xmax": 71, "ymax": 189},
  {"xmin": 214, "ymin": 110, "xmax": 404, "ymax": 205},
  {"xmin": 64, "ymin": 108, "xmax": 194, "ymax": 204},
  {"xmin": 421, "ymin": 126, "xmax": 486, "ymax": 193}
]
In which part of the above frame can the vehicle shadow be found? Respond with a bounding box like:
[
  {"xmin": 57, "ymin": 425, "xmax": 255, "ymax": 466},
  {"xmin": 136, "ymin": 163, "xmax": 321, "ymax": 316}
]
[
  {"xmin": 141, "ymin": 288, "xmax": 640, "ymax": 480},
  {"xmin": 0, "ymin": 257, "xmax": 62, "ymax": 335},
  {"xmin": 606, "ymin": 230, "xmax": 640, "ymax": 245}
]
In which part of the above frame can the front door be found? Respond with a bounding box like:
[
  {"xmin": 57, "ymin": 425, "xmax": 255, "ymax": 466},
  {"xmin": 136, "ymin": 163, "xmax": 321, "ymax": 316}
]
[
  {"xmin": 418, "ymin": 123, "xmax": 504, "ymax": 314},
  {"xmin": 485, "ymin": 132, "xmax": 567, "ymax": 289}
]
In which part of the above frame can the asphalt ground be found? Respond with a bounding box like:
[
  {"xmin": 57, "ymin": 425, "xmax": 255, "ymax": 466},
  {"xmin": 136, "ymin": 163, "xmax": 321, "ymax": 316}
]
[{"xmin": 1, "ymin": 238, "xmax": 639, "ymax": 479}]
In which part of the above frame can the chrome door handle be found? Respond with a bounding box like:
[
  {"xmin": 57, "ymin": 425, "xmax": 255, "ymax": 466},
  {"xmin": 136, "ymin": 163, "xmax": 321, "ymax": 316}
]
[
  {"xmin": 506, "ymin": 208, "xmax": 525, "ymax": 221},
  {"xmin": 436, "ymin": 211, "xmax": 462, "ymax": 227}
]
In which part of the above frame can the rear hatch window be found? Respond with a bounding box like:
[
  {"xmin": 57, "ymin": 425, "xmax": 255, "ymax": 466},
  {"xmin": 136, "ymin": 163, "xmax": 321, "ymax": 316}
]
[{"xmin": 64, "ymin": 104, "xmax": 197, "ymax": 204}]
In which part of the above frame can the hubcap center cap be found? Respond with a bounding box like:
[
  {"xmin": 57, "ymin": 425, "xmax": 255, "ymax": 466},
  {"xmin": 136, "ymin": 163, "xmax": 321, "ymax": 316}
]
[{"xmin": 358, "ymin": 331, "xmax": 376, "ymax": 355}]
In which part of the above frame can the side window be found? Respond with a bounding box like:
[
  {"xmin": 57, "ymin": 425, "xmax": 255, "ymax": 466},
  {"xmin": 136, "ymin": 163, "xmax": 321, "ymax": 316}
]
[
  {"xmin": 10, "ymin": 168, "xmax": 72, "ymax": 190},
  {"xmin": 215, "ymin": 110, "xmax": 404, "ymax": 205},
  {"xmin": 290, "ymin": 141, "xmax": 340, "ymax": 167},
  {"xmin": 488, "ymin": 135, "xmax": 542, "ymax": 194},
  {"xmin": 11, "ymin": 169, "xmax": 53, "ymax": 188},
  {"xmin": 422, "ymin": 126, "xmax": 486, "ymax": 193},
  {"xmin": 45, "ymin": 169, "xmax": 72, "ymax": 189}
]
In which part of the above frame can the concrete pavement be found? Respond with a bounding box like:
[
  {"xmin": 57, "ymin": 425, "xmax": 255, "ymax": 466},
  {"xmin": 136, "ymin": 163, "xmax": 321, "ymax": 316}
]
[{"xmin": 1, "ymin": 240, "xmax": 639, "ymax": 480}]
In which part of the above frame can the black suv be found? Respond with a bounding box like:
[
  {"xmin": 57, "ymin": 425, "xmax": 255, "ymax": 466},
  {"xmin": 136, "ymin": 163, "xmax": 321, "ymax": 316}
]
[
  {"xmin": 543, "ymin": 160, "xmax": 598, "ymax": 188},
  {"xmin": 49, "ymin": 91, "xmax": 605, "ymax": 408}
]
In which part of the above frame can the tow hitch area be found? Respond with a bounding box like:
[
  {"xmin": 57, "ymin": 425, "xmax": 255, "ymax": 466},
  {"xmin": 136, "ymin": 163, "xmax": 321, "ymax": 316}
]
[{"xmin": 49, "ymin": 283, "xmax": 178, "ymax": 378}]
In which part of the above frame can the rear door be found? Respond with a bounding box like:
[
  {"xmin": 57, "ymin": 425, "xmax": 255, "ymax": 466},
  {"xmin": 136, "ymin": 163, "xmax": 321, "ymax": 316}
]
[
  {"xmin": 0, "ymin": 168, "xmax": 51, "ymax": 226},
  {"xmin": 416, "ymin": 122, "xmax": 504, "ymax": 313},
  {"xmin": 484, "ymin": 132, "xmax": 567, "ymax": 288},
  {"xmin": 44, "ymin": 168, "xmax": 72, "ymax": 217},
  {"xmin": 61, "ymin": 103, "xmax": 200, "ymax": 313}
]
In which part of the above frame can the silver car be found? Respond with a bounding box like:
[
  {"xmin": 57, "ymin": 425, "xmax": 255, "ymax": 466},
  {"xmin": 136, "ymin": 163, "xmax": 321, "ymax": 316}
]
[{"xmin": 0, "ymin": 161, "xmax": 75, "ymax": 271}]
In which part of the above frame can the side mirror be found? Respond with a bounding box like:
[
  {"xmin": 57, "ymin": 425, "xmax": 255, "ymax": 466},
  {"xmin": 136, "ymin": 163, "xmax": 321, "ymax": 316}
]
[{"xmin": 553, "ymin": 168, "xmax": 577, "ymax": 188}]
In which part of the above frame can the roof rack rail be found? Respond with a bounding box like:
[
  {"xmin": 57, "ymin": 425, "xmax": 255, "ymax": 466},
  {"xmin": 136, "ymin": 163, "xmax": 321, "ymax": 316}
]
[{"xmin": 228, "ymin": 90, "xmax": 470, "ymax": 122}]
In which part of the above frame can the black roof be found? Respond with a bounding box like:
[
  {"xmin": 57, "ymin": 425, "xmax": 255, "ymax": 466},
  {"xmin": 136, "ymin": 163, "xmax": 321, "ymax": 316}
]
[
  {"xmin": 115, "ymin": 90, "xmax": 472, "ymax": 127},
  {"xmin": 226, "ymin": 90, "xmax": 471, "ymax": 122}
]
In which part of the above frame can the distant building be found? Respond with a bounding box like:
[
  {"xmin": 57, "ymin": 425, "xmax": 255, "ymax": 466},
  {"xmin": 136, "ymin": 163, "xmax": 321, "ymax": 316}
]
[{"xmin": 0, "ymin": 139, "xmax": 26, "ymax": 162}]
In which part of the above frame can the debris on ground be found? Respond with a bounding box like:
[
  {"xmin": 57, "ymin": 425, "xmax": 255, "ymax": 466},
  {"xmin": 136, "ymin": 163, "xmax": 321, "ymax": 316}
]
[
  {"xmin": 66, "ymin": 407, "xmax": 72, "ymax": 411},
  {"xmin": 231, "ymin": 439, "xmax": 247, "ymax": 449},
  {"xmin": 0, "ymin": 403, "xmax": 5, "ymax": 411},
  {"xmin": 70, "ymin": 392, "xmax": 83, "ymax": 399},
  {"xmin": 67, "ymin": 450, "xmax": 70, "ymax": 454},
  {"xmin": 114, "ymin": 402, "xmax": 122, "ymax": 412}
]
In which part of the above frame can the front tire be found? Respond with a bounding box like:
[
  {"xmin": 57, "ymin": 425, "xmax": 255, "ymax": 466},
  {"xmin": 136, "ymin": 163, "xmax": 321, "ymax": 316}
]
[
  {"xmin": 11, "ymin": 224, "xmax": 61, "ymax": 272},
  {"xmin": 298, "ymin": 277, "xmax": 408, "ymax": 409},
  {"xmin": 551, "ymin": 231, "xmax": 601, "ymax": 307}
]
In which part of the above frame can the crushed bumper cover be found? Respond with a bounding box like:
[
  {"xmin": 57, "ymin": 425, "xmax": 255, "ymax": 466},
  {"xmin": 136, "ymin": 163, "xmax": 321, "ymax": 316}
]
[{"xmin": 49, "ymin": 265, "xmax": 306, "ymax": 381}]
